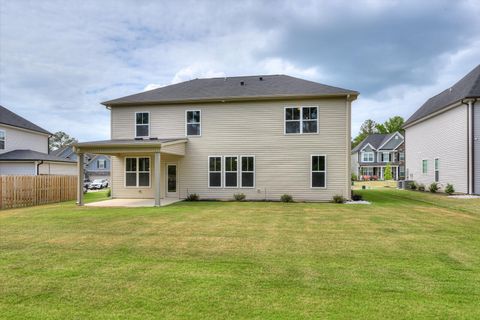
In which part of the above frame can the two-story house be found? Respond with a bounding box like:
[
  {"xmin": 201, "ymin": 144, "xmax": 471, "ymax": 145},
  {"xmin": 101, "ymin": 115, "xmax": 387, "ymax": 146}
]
[
  {"xmin": 0, "ymin": 105, "xmax": 77, "ymax": 175},
  {"xmin": 404, "ymin": 64, "xmax": 479, "ymax": 194},
  {"xmin": 52, "ymin": 145, "xmax": 111, "ymax": 181},
  {"xmin": 73, "ymin": 75, "xmax": 358, "ymax": 206},
  {"xmin": 351, "ymin": 132, "xmax": 405, "ymax": 180}
]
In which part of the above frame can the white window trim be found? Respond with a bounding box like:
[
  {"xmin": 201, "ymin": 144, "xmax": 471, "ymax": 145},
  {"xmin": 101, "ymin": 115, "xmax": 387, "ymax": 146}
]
[
  {"xmin": 382, "ymin": 151, "xmax": 390, "ymax": 163},
  {"xmin": 240, "ymin": 155, "xmax": 255, "ymax": 188},
  {"xmin": 362, "ymin": 151, "xmax": 374, "ymax": 162},
  {"xmin": 124, "ymin": 157, "xmax": 151, "ymax": 188},
  {"xmin": 399, "ymin": 151, "xmax": 405, "ymax": 161},
  {"xmin": 422, "ymin": 159, "xmax": 428, "ymax": 175},
  {"xmin": 208, "ymin": 155, "xmax": 222, "ymax": 188},
  {"xmin": 224, "ymin": 155, "xmax": 239, "ymax": 188},
  {"xmin": 134, "ymin": 111, "xmax": 150, "ymax": 138},
  {"xmin": 185, "ymin": 110, "xmax": 202, "ymax": 137},
  {"xmin": 0, "ymin": 129, "xmax": 5, "ymax": 150},
  {"xmin": 284, "ymin": 106, "xmax": 319, "ymax": 135},
  {"xmin": 97, "ymin": 159, "xmax": 106, "ymax": 169},
  {"xmin": 310, "ymin": 154, "xmax": 327, "ymax": 189}
]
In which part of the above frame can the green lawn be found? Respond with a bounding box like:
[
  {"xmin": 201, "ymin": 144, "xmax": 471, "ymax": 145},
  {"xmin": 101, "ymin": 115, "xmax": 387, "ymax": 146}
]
[{"xmin": 1, "ymin": 189, "xmax": 480, "ymax": 319}]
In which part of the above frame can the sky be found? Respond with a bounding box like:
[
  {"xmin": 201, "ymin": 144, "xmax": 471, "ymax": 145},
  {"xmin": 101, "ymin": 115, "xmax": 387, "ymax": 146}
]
[{"xmin": 1, "ymin": 0, "xmax": 479, "ymax": 142}]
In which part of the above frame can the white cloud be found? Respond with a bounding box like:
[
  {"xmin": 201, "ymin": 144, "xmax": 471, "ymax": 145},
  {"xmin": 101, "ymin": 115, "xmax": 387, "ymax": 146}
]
[{"xmin": 143, "ymin": 83, "xmax": 165, "ymax": 91}]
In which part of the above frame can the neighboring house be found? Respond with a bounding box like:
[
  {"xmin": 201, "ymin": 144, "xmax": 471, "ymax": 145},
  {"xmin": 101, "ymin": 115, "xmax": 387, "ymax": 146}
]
[
  {"xmin": 0, "ymin": 105, "xmax": 76, "ymax": 175},
  {"xmin": 74, "ymin": 75, "xmax": 358, "ymax": 205},
  {"xmin": 403, "ymin": 64, "xmax": 480, "ymax": 194},
  {"xmin": 52, "ymin": 146, "xmax": 111, "ymax": 181},
  {"xmin": 351, "ymin": 132, "xmax": 405, "ymax": 180}
]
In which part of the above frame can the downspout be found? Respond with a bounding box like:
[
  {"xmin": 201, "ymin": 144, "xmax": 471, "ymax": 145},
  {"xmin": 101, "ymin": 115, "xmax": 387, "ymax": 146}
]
[
  {"xmin": 346, "ymin": 94, "xmax": 352, "ymax": 199},
  {"xmin": 36, "ymin": 161, "xmax": 44, "ymax": 175},
  {"xmin": 463, "ymin": 98, "xmax": 475, "ymax": 194}
]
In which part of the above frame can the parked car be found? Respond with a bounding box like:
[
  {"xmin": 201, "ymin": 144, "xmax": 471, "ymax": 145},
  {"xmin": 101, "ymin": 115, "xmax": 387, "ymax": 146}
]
[
  {"xmin": 89, "ymin": 179, "xmax": 108, "ymax": 189},
  {"xmin": 83, "ymin": 179, "xmax": 91, "ymax": 190}
]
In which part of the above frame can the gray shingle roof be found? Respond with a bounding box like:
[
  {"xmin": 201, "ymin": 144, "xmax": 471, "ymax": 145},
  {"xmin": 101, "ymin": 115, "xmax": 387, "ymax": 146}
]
[
  {"xmin": 404, "ymin": 64, "xmax": 480, "ymax": 127},
  {"xmin": 0, "ymin": 150, "xmax": 76, "ymax": 163},
  {"xmin": 351, "ymin": 133, "xmax": 396, "ymax": 154},
  {"xmin": 102, "ymin": 75, "xmax": 359, "ymax": 106},
  {"xmin": 0, "ymin": 105, "xmax": 51, "ymax": 135}
]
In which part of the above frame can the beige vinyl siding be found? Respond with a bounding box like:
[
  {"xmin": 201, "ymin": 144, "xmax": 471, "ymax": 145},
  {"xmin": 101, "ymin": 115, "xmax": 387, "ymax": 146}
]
[
  {"xmin": 405, "ymin": 104, "xmax": 468, "ymax": 193},
  {"xmin": 0, "ymin": 125, "xmax": 49, "ymax": 154},
  {"xmin": 110, "ymin": 98, "xmax": 350, "ymax": 201}
]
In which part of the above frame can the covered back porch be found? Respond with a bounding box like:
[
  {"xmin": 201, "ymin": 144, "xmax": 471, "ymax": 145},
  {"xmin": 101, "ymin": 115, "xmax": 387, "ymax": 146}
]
[{"xmin": 73, "ymin": 138, "xmax": 187, "ymax": 207}]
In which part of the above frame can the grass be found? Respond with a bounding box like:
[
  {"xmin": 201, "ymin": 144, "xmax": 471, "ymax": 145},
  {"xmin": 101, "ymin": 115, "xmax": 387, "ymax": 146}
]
[{"xmin": 1, "ymin": 189, "xmax": 480, "ymax": 319}]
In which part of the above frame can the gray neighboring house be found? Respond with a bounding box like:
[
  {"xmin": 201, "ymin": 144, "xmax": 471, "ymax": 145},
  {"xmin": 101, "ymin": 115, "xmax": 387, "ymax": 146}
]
[
  {"xmin": 0, "ymin": 105, "xmax": 76, "ymax": 175},
  {"xmin": 52, "ymin": 145, "xmax": 111, "ymax": 181},
  {"xmin": 404, "ymin": 64, "xmax": 480, "ymax": 194},
  {"xmin": 351, "ymin": 132, "xmax": 405, "ymax": 180}
]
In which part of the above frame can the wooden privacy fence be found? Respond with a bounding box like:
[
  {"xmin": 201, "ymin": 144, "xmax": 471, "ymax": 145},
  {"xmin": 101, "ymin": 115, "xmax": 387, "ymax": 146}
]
[{"xmin": 0, "ymin": 175, "xmax": 77, "ymax": 209}]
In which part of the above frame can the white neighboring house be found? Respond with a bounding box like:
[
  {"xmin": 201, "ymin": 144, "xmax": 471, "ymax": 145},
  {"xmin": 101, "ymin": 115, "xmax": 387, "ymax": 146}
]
[
  {"xmin": 73, "ymin": 74, "xmax": 358, "ymax": 206},
  {"xmin": 403, "ymin": 64, "xmax": 480, "ymax": 194},
  {"xmin": 0, "ymin": 105, "xmax": 77, "ymax": 175}
]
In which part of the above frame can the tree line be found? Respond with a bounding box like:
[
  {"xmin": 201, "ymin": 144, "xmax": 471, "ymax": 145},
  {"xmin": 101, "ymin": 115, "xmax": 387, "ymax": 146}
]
[{"xmin": 352, "ymin": 116, "xmax": 405, "ymax": 148}]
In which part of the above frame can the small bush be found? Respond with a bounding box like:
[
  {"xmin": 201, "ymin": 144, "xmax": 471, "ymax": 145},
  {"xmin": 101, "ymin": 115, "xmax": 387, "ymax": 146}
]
[
  {"xmin": 417, "ymin": 184, "xmax": 425, "ymax": 192},
  {"xmin": 429, "ymin": 182, "xmax": 439, "ymax": 193},
  {"xmin": 351, "ymin": 173, "xmax": 358, "ymax": 181},
  {"xmin": 233, "ymin": 193, "xmax": 246, "ymax": 201},
  {"xmin": 351, "ymin": 192, "xmax": 363, "ymax": 201},
  {"xmin": 186, "ymin": 193, "xmax": 199, "ymax": 201},
  {"xmin": 445, "ymin": 183, "xmax": 455, "ymax": 195},
  {"xmin": 408, "ymin": 181, "xmax": 417, "ymax": 190},
  {"xmin": 280, "ymin": 194, "xmax": 293, "ymax": 203},
  {"xmin": 107, "ymin": 189, "xmax": 111, "ymax": 197},
  {"xmin": 332, "ymin": 195, "xmax": 346, "ymax": 204}
]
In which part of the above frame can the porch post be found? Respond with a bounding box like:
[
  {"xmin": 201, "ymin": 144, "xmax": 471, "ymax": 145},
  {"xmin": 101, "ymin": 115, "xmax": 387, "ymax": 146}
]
[
  {"xmin": 154, "ymin": 152, "xmax": 161, "ymax": 207},
  {"xmin": 77, "ymin": 153, "xmax": 84, "ymax": 206}
]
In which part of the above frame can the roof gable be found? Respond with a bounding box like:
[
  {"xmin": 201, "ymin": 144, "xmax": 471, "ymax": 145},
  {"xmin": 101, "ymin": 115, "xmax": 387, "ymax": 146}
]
[
  {"xmin": 0, "ymin": 105, "xmax": 51, "ymax": 135},
  {"xmin": 404, "ymin": 64, "xmax": 480, "ymax": 127},
  {"xmin": 103, "ymin": 74, "xmax": 358, "ymax": 106}
]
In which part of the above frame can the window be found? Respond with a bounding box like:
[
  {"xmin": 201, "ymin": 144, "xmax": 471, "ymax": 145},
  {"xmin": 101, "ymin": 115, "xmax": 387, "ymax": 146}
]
[
  {"xmin": 125, "ymin": 157, "xmax": 150, "ymax": 187},
  {"xmin": 362, "ymin": 152, "xmax": 374, "ymax": 162},
  {"xmin": 0, "ymin": 130, "xmax": 5, "ymax": 149},
  {"xmin": 186, "ymin": 110, "xmax": 201, "ymax": 136},
  {"xmin": 399, "ymin": 166, "xmax": 405, "ymax": 178},
  {"xmin": 311, "ymin": 155, "xmax": 326, "ymax": 188},
  {"xmin": 241, "ymin": 156, "xmax": 255, "ymax": 188},
  {"xmin": 382, "ymin": 152, "xmax": 390, "ymax": 162},
  {"xmin": 208, "ymin": 156, "xmax": 222, "ymax": 187},
  {"xmin": 399, "ymin": 152, "xmax": 405, "ymax": 161},
  {"xmin": 135, "ymin": 112, "xmax": 149, "ymax": 137},
  {"xmin": 285, "ymin": 107, "xmax": 318, "ymax": 134},
  {"xmin": 422, "ymin": 160, "xmax": 428, "ymax": 174},
  {"xmin": 224, "ymin": 156, "xmax": 238, "ymax": 188},
  {"xmin": 97, "ymin": 159, "xmax": 106, "ymax": 169},
  {"xmin": 434, "ymin": 158, "xmax": 439, "ymax": 182}
]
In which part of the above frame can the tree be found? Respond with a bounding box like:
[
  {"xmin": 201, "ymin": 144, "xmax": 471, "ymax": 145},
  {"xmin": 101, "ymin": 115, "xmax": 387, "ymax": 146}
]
[
  {"xmin": 352, "ymin": 119, "xmax": 378, "ymax": 148},
  {"xmin": 384, "ymin": 163, "xmax": 393, "ymax": 180},
  {"xmin": 49, "ymin": 131, "xmax": 77, "ymax": 151},
  {"xmin": 376, "ymin": 116, "xmax": 405, "ymax": 134}
]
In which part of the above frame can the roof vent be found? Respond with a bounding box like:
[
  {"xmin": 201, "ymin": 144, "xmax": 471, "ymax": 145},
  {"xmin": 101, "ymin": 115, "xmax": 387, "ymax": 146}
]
[
  {"xmin": 134, "ymin": 137, "xmax": 143, "ymax": 140},
  {"xmin": 259, "ymin": 77, "xmax": 263, "ymax": 81},
  {"xmin": 240, "ymin": 81, "xmax": 245, "ymax": 86}
]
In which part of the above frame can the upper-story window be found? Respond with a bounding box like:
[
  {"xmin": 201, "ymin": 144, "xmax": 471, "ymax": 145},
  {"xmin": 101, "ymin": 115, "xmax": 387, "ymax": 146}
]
[
  {"xmin": 135, "ymin": 112, "xmax": 149, "ymax": 137},
  {"xmin": 97, "ymin": 159, "xmax": 107, "ymax": 169},
  {"xmin": 382, "ymin": 152, "xmax": 390, "ymax": 162},
  {"xmin": 0, "ymin": 130, "xmax": 5, "ymax": 149},
  {"xmin": 186, "ymin": 110, "xmax": 201, "ymax": 136},
  {"xmin": 285, "ymin": 107, "xmax": 318, "ymax": 134},
  {"xmin": 399, "ymin": 152, "xmax": 405, "ymax": 161},
  {"xmin": 362, "ymin": 152, "xmax": 374, "ymax": 162}
]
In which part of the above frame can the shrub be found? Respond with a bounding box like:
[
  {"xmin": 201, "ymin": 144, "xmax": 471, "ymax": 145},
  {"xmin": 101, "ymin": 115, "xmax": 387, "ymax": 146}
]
[
  {"xmin": 372, "ymin": 175, "xmax": 379, "ymax": 181},
  {"xmin": 332, "ymin": 195, "xmax": 346, "ymax": 204},
  {"xmin": 107, "ymin": 188, "xmax": 111, "ymax": 197},
  {"xmin": 351, "ymin": 192, "xmax": 363, "ymax": 201},
  {"xmin": 445, "ymin": 183, "xmax": 455, "ymax": 195},
  {"xmin": 384, "ymin": 163, "xmax": 393, "ymax": 180},
  {"xmin": 408, "ymin": 181, "xmax": 417, "ymax": 190},
  {"xmin": 351, "ymin": 173, "xmax": 358, "ymax": 181},
  {"xmin": 429, "ymin": 182, "xmax": 439, "ymax": 193},
  {"xmin": 186, "ymin": 193, "xmax": 199, "ymax": 201},
  {"xmin": 280, "ymin": 194, "xmax": 293, "ymax": 203},
  {"xmin": 233, "ymin": 193, "xmax": 246, "ymax": 201},
  {"xmin": 417, "ymin": 184, "xmax": 425, "ymax": 192}
]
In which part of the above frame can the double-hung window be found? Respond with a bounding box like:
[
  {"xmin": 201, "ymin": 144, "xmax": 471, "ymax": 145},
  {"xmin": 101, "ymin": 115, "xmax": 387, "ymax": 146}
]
[
  {"xmin": 0, "ymin": 130, "xmax": 5, "ymax": 150},
  {"xmin": 311, "ymin": 155, "xmax": 326, "ymax": 188},
  {"xmin": 97, "ymin": 159, "xmax": 106, "ymax": 169},
  {"xmin": 285, "ymin": 107, "xmax": 318, "ymax": 134},
  {"xmin": 422, "ymin": 160, "xmax": 428, "ymax": 175},
  {"xmin": 240, "ymin": 156, "xmax": 255, "ymax": 188},
  {"xmin": 399, "ymin": 152, "xmax": 405, "ymax": 161},
  {"xmin": 224, "ymin": 156, "xmax": 238, "ymax": 188},
  {"xmin": 382, "ymin": 152, "xmax": 390, "ymax": 162},
  {"xmin": 434, "ymin": 158, "xmax": 439, "ymax": 182},
  {"xmin": 125, "ymin": 157, "xmax": 150, "ymax": 187},
  {"xmin": 362, "ymin": 152, "xmax": 374, "ymax": 162},
  {"xmin": 208, "ymin": 156, "xmax": 222, "ymax": 187},
  {"xmin": 186, "ymin": 110, "xmax": 201, "ymax": 136},
  {"xmin": 135, "ymin": 112, "xmax": 149, "ymax": 137}
]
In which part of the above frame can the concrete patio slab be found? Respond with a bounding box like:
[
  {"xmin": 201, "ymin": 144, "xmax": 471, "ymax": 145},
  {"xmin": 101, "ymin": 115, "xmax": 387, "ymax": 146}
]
[{"xmin": 85, "ymin": 198, "xmax": 182, "ymax": 207}]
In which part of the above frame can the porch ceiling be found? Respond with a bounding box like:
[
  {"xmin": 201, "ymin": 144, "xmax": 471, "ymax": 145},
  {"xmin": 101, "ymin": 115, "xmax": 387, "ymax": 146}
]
[{"xmin": 72, "ymin": 138, "xmax": 187, "ymax": 156}]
